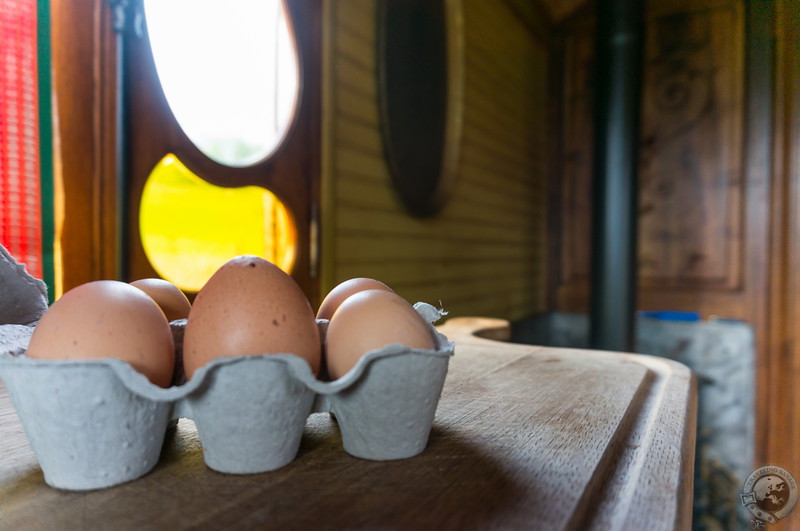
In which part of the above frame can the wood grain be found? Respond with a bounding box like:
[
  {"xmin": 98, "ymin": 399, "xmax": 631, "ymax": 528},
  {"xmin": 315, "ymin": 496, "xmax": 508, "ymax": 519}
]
[
  {"xmin": 124, "ymin": 0, "xmax": 323, "ymax": 306},
  {"xmin": 556, "ymin": 0, "xmax": 746, "ymax": 299},
  {"xmin": 766, "ymin": 0, "xmax": 800, "ymax": 500},
  {"xmin": 51, "ymin": 0, "xmax": 118, "ymax": 293},
  {"xmin": 553, "ymin": 0, "xmax": 791, "ymax": 485},
  {"xmin": 323, "ymin": 0, "xmax": 550, "ymax": 323},
  {"xmin": 0, "ymin": 318, "xmax": 695, "ymax": 530}
]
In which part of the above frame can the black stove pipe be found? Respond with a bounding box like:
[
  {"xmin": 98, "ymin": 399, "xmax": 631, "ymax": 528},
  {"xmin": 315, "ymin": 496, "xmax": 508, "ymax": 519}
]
[{"xmin": 589, "ymin": 0, "xmax": 645, "ymax": 352}]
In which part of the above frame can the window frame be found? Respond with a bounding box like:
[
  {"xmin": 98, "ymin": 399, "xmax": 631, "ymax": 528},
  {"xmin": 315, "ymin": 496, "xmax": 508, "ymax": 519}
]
[{"xmin": 51, "ymin": 0, "xmax": 322, "ymax": 305}]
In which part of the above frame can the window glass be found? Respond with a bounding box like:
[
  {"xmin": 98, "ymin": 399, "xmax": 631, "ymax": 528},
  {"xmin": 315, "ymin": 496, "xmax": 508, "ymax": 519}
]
[
  {"xmin": 139, "ymin": 154, "xmax": 296, "ymax": 292},
  {"xmin": 143, "ymin": 0, "xmax": 299, "ymax": 167}
]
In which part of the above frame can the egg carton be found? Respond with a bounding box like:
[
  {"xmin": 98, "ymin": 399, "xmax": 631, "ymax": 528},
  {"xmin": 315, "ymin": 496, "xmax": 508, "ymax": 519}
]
[{"xmin": 0, "ymin": 303, "xmax": 454, "ymax": 491}]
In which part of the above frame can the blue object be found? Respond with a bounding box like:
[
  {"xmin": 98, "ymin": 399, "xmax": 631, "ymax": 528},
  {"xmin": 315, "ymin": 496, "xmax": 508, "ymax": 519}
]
[{"xmin": 638, "ymin": 311, "xmax": 701, "ymax": 322}]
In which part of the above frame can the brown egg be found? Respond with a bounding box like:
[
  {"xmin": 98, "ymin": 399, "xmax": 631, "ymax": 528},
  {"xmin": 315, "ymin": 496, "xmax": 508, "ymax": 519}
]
[
  {"xmin": 324, "ymin": 289, "xmax": 436, "ymax": 380},
  {"xmin": 316, "ymin": 278, "xmax": 393, "ymax": 320},
  {"xmin": 182, "ymin": 255, "xmax": 321, "ymax": 379},
  {"xmin": 26, "ymin": 280, "xmax": 175, "ymax": 387},
  {"xmin": 130, "ymin": 278, "xmax": 192, "ymax": 322}
]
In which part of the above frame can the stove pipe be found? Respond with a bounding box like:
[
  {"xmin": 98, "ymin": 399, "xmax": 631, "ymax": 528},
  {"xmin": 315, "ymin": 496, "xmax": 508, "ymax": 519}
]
[{"xmin": 589, "ymin": 0, "xmax": 645, "ymax": 352}]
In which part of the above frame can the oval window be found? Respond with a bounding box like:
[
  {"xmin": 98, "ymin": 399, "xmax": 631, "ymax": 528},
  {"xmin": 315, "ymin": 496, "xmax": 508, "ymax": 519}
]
[
  {"xmin": 139, "ymin": 154, "xmax": 297, "ymax": 292},
  {"xmin": 143, "ymin": 0, "xmax": 299, "ymax": 167}
]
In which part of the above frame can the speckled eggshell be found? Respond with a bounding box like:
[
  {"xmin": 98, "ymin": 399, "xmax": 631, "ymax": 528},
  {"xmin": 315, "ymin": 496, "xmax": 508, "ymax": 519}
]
[
  {"xmin": 26, "ymin": 280, "xmax": 175, "ymax": 387},
  {"xmin": 316, "ymin": 278, "xmax": 393, "ymax": 320},
  {"xmin": 182, "ymin": 256, "xmax": 321, "ymax": 379},
  {"xmin": 130, "ymin": 278, "xmax": 192, "ymax": 322},
  {"xmin": 325, "ymin": 289, "xmax": 437, "ymax": 380}
]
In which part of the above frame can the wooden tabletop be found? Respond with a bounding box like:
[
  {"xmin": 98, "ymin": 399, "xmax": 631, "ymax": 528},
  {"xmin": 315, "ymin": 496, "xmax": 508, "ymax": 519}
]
[{"xmin": 0, "ymin": 317, "xmax": 696, "ymax": 530}]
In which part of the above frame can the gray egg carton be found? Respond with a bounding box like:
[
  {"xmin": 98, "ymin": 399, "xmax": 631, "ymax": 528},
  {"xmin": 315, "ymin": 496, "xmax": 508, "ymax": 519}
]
[{"xmin": 0, "ymin": 305, "xmax": 453, "ymax": 491}]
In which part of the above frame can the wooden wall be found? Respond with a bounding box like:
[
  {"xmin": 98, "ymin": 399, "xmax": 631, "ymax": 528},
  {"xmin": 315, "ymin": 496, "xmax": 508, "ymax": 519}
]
[
  {"xmin": 555, "ymin": 0, "xmax": 751, "ymax": 314},
  {"xmin": 50, "ymin": 0, "xmax": 117, "ymax": 296},
  {"xmin": 321, "ymin": 0, "xmax": 551, "ymax": 321},
  {"xmin": 554, "ymin": 0, "xmax": 800, "ymax": 499},
  {"xmin": 767, "ymin": 0, "xmax": 800, "ymax": 505}
]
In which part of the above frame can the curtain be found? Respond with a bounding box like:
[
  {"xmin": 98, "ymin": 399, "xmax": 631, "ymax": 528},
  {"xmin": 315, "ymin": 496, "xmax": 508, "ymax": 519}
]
[{"xmin": 0, "ymin": 0, "xmax": 53, "ymax": 297}]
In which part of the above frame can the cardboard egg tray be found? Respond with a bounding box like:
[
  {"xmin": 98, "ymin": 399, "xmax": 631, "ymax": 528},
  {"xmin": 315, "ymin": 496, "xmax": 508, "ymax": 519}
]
[{"xmin": 0, "ymin": 305, "xmax": 454, "ymax": 491}]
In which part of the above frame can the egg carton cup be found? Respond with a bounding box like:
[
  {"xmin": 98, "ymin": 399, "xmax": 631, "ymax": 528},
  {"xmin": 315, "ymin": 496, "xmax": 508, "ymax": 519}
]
[{"xmin": 0, "ymin": 302, "xmax": 454, "ymax": 491}]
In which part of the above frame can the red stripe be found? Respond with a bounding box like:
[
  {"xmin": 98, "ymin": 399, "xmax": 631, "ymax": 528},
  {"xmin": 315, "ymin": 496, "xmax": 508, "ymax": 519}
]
[
  {"xmin": 27, "ymin": 0, "xmax": 42, "ymax": 278},
  {"xmin": 0, "ymin": 1, "xmax": 42, "ymax": 278},
  {"xmin": 0, "ymin": 3, "xmax": 9, "ymax": 249},
  {"xmin": 17, "ymin": 4, "xmax": 28, "ymax": 270}
]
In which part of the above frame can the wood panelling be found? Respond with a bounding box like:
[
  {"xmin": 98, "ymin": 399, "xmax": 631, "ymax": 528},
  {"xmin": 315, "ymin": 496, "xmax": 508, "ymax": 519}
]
[
  {"xmin": 322, "ymin": 0, "xmax": 550, "ymax": 321},
  {"xmin": 533, "ymin": 0, "xmax": 587, "ymax": 24},
  {"xmin": 555, "ymin": 13, "xmax": 594, "ymax": 297},
  {"xmin": 555, "ymin": 0, "xmax": 800, "ymax": 496},
  {"xmin": 124, "ymin": 1, "xmax": 323, "ymax": 305},
  {"xmin": 767, "ymin": 0, "xmax": 800, "ymax": 497},
  {"xmin": 50, "ymin": 0, "xmax": 118, "ymax": 294},
  {"xmin": 557, "ymin": 0, "xmax": 746, "ymax": 306},
  {"xmin": 638, "ymin": 5, "xmax": 744, "ymax": 290}
]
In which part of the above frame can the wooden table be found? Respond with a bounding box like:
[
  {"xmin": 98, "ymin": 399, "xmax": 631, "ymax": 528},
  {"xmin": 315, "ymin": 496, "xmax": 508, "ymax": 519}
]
[{"xmin": 0, "ymin": 317, "xmax": 696, "ymax": 530}]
